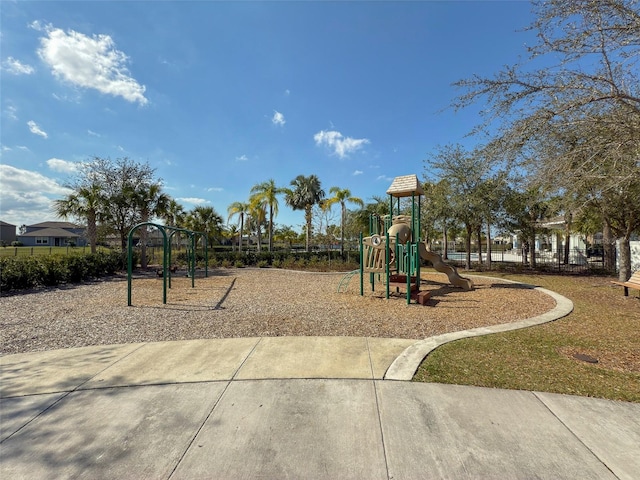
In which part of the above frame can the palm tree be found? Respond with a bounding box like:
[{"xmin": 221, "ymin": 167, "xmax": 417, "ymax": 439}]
[
  {"xmin": 323, "ymin": 187, "xmax": 364, "ymax": 256},
  {"xmin": 185, "ymin": 206, "xmax": 224, "ymax": 248},
  {"xmin": 227, "ymin": 201, "xmax": 250, "ymax": 253},
  {"xmin": 353, "ymin": 195, "xmax": 390, "ymax": 235},
  {"xmin": 161, "ymin": 199, "xmax": 186, "ymax": 249},
  {"xmin": 285, "ymin": 174, "xmax": 325, "ymax": 252},
  {"xmin": 250, "ymin": 179, "xmax": 285, "ymax": 252},
  {"xmin": 226, "ymin": 224, "xmax": 239, "ymax": 251},
  {"xmin": 133, "ymin": 183, "xmax": 171, "ymax": 268},
  {"xmin": 247, "ymin": 199, "xmax": 267, "ymax": 252},
  {"xmin": 274, "ymin": 225, "xmax": 299, "ymax": 251},
  {"xmin": 53, "ymin": 183, "xmax": 103, "ymax": 254}
]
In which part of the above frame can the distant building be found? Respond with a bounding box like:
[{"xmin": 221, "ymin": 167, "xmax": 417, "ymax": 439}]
[
  {"xmin": 17, "ymin": 221, "xmax": 87, "ymax": 247},
  {"xmin": 0, "ymin": 221, "xmax": 17, "ymax": 245}
]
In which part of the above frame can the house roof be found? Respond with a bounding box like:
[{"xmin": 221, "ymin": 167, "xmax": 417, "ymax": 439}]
[
  {"xmin": 19, "ymin": 228, "xmax": 80, "ymax": 238},
  {"xmin": 29, "ymin": 221, "xmax": 82, "ymax": 229},
  {"xmin": 0, "ymin": 221, "xmax": 16, "ymax": 227},
  {"xmin": 386, "ymin": 174, "xmax": 424, "ymax": 198}
]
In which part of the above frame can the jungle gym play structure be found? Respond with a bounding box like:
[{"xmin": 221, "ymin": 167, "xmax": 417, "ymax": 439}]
[{"xmin": 358, "ymin": 174, "xmax": 473, "ymax": 305}]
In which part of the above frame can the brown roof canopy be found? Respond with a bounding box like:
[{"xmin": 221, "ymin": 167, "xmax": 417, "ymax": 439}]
[{"xmin": 385, "ymin": 174, "xmax": 424, "ymax": 198}]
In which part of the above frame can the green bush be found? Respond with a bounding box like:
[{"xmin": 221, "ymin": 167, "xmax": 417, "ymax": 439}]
[
  {"xmin": 0, "ymin": 249, "xmax": 129, "ymax": 292},
  {"xmin": 1, "ymin": 257, "xmax": 42, "ymax": 290},
  {"xmin": 66, "ymin": 254, "xmax": 89, "ymax": 282}
]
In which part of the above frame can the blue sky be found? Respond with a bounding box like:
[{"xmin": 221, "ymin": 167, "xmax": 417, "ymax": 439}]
[{"xmin": 1, "ymin": 0, "xmax": 537, "ymax": 232}]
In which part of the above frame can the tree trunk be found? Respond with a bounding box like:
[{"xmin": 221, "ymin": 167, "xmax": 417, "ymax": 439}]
[
  {"xmin": 476, "ymin": 227, "xmax": 482, "ymax": 265},
  {"xmin": 87, "ymin": 210, "xmax": 97, "ymax": 254},
  {"xmin": 239, "ymin": 215, "xmax": 244, "ymax": 254},
  {"xmin": 268, "ymin": 207, "xmax": 274, "ymax": 252},
  {"xmin": 340, "ymin": 203, "xmax": 345, "ymax": 257},
  {"xmin": 603, "ymin": 221, "xmax": 616, "ymax": 272},
  {"xmin": 529, "ymin": 232, "xmax": 537, "ymax": 269},
  {"xmin": 618, "ymin": 236, "xmax": 632, "ymax": 282},
  {"xmin": 305, "ymin": 207, "xmax": 312, "ymax": 252},
  {"xmin": 563, "ymin": 213, "xmax": 572, "ymax": 265},
  {"xmin": 442, "ymin": 225, "xmax": 448, "ymax": 260},
  {"xmin": 486, "ymin": 221, "xmax": 492, "ymax": 269},
  {"xmin": 140, "ymin": 219, "xmax": 149, "ymax": 269},
  {"xmin": 465, "ymin": 224, "xmax": 472, "ymax": 270}
]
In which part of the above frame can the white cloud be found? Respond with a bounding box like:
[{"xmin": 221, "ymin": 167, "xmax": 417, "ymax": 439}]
[
  {"xmin": 284, "ymin": 89, "xmax": 290, "ymax": 96},
  {"xmin": 37, "ymin": 24, "xmax": 148, "ymax": 105},
  {"xmin": 1, "ymin": 145, "xmax": 30, "ymax": 153},
  {"xmin": 176, "ymin": 197, "xmax": 210, "ymax": 205},
  {"xmin": 207, "ymin": 187, "xmax": 223, "ymax": 192},
  {"xmin": 27, "ymin": 120, "xmax": 48, "ymax": 138},
  {"xmin": 87, "ymin": 129, "xmax": 100, "ymax": 137},
  {"xmin": 2, "ymin": 56, "xmax": 35, "ymax": 75},
  {"xmin": 29, "ymin": 20, "xmax": 44, "ymax": 32},
  {"xmin": 313, "ymin": 130, "xmax": 370, "ymax": 158},
  {"xmin": 47, "ymin": 158, "xmax": 79, "ymax": 174},
  {"xmin": 272, "ymin": 110, "xmax": 286, "ymax": 126},
  {"xmin": 353, "ymin": 170, "xmax": 363, "ymax": 176},
  {"xmin": 235, "ymin": 154, "xmax": 248, "ymax": 162},
  {"xmin": 5, "ymin": 105, "xmax": 18, "ymax": 120},
  {"xmin": 0, "ymin": 164, "xmax": 72, "ymax": 226},
  {"xmin": 376, "ymin": 175, "xmax": 393, "ymax": 182}
]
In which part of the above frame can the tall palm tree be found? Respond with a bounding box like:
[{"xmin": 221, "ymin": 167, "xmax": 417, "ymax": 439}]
[
  {"xmin": 247, "ymin": 199, "xmax": 267, "ymax": 252},
  {"xmin": 227, "ymin": 201, "xmax": 250, "ymax": 253},
  {"xmin": 161, "ymin": 199, "xmax": 186, "ymax": 249},
  {"xmin": 250, "ymin": 179, "xmax": 285, "ymax": 252},
  {"xmin": 185, "ymin": 206, "xmax": 224, "ymax": 248},
  {"xmin": 285, "ymin": 174, "xmax": 325, "ymax": 252},
  {"xmin": 226, "ymin": 224, "xmax": 239, "ymax": 251},
  {"xmin": 53, "ymin": 183, "xmax": 103, "ymax": 254},
  {"xmin": 323, "ymin": 187, "xmax": 364, "ymax": 256},
  {"xmin": 133, "ymin": 183, "xmax": 171, "ymax": 268}
]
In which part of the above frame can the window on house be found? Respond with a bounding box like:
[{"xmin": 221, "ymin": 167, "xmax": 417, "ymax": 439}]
[{"xmin": 36, "ymin": 237, "xmax": 49, "ymax": 245}]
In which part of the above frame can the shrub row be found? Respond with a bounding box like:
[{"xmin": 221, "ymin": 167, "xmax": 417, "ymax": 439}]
[
  {"xmin": 0, "ymin": 250, "xmax": 132, "ymax": 292},
  {"xmin": 175, "ymin": 250, "xmax": 360, "ymax": 272}
]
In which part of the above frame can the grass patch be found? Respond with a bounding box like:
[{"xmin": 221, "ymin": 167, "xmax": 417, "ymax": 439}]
[{"xmin": 413, "ymin": 273, "xmax": 640, "ymax": 403}]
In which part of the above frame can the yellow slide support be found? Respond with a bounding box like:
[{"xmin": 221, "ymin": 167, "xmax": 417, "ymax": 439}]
[{"xmin": 418, "ymin": 243, "xmax": 474, "ymax": 290}]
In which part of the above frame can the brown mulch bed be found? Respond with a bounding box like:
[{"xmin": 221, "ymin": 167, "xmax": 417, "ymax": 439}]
[{"xmin": 0, "ymin": 268, "xmax": 556, "ymax": 355}]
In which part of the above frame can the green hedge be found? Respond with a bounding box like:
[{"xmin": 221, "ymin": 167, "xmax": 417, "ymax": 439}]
[{"xmin": 0, "ymin": 250, "xmax": 130, "ymax": 292}]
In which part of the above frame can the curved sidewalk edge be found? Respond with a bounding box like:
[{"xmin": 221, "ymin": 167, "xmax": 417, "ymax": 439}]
[{"xmin": 384, "ymin": 276, "xmax": 574, "ymax": 381}]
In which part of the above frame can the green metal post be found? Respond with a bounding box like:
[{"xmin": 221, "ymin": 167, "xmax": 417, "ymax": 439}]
[
  {"xmin": 190, "ymin": 233, "xmax": 196, "ymax": 288},
  {"xmin": 416, "ymin": 193, "xmax": 421, "ymax": 293},
  {"xmin": 385, "ymin": 231, "xmax": 390, "ymax": 299},
  {"xmin": 160, "ymin": 227, "xmax": 168, "ymax": 304},
  {"xmin": 168, "ymin": 230, "xmax": 175, "ymax": 289},
  {"xmin": 359, "ymin": 232, "xmax": 364, "ymax": 296},
  {"xmin": 204, "ymin": 235, "xmax": 209, "ymax": 277},
  {"xmin": 127, "ymin": 228, "xmax": 134, "ymax": 306}
]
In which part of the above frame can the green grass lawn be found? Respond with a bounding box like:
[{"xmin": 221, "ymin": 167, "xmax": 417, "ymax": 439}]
[{"xmin": 413, "ymin": 273, "xmax": 640, "ymax": 403}]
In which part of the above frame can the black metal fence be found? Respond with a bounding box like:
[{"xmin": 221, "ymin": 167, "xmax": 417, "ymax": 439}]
[{"xmin": 438, "ymin": 248, "xmax": 610, "ymax": 274}]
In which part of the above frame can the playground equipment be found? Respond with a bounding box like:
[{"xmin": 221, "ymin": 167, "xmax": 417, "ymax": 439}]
[
  {"xmin": 357, "ymin": 174, "xmax": 473, "ymax": 304},
  {"xmin": 127, "ymin": 222, "xmax": 208, "ymax": 306}
]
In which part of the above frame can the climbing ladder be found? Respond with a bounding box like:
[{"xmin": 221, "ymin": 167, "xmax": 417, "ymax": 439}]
[{"xmin": 337, "ymin": 269, "xmax": 359, "ymax": 293}]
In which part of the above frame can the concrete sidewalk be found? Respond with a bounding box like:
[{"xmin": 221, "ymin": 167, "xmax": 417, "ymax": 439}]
[{"xmin": 1, "ymin": 337, "xmax": 639, "ymax": 479}]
